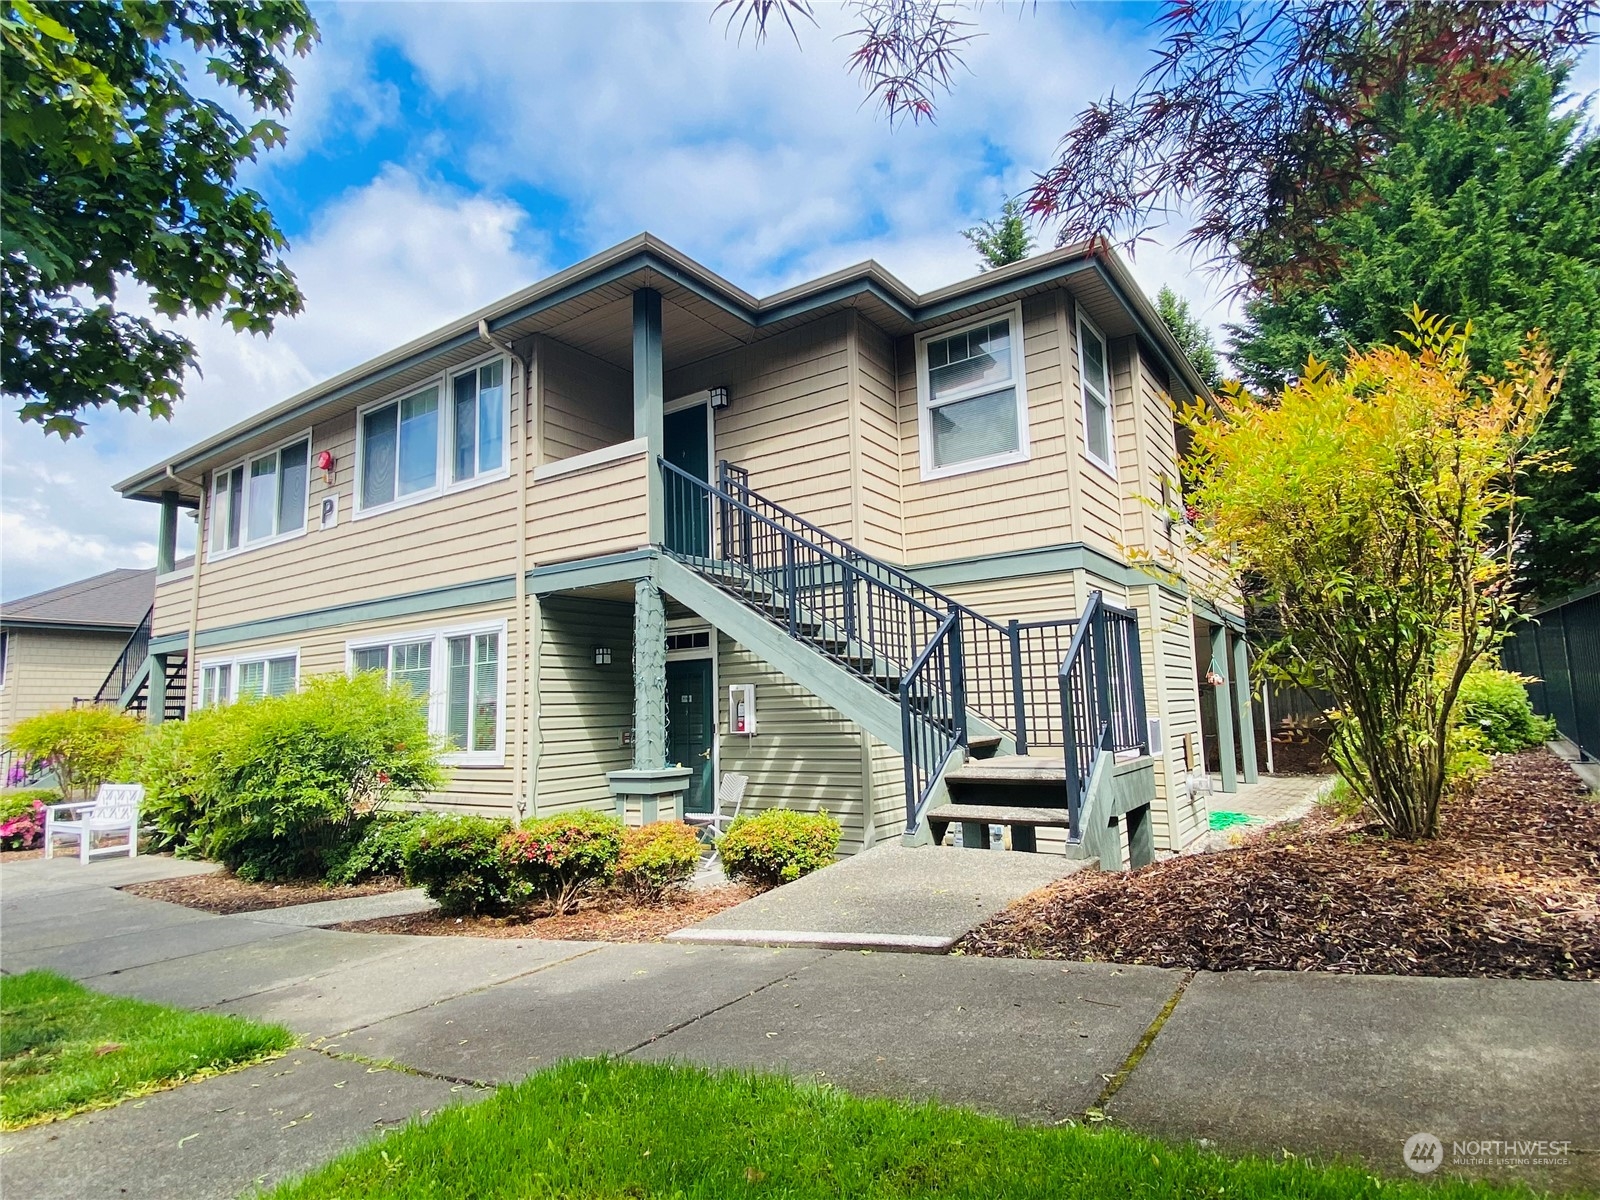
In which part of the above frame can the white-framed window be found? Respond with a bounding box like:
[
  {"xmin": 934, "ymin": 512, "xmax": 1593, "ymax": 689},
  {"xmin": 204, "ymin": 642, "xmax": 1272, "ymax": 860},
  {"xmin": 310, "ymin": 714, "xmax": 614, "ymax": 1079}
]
[
  {"xmin": 198, "ymin": 649, "xmax": 299, "ymax": 708},
  {"xmin": 356, "ymin": 354, "xmax": 509, "ymax": 517},
  {"xmin": 915, "ymin": 304, "xmax": 1030, "ymax": 479},
  {"xmin": 1077, "ymin": 313, "xmax": 1116, "ymax": 476},
  {"xmin": 209, "ymin": 434, "xmax": 311, "ymax": 559},
  {"xmin": 346, "ymin": 620, "xmax": 506, "ymax": 765},
  {"xmin": 451, "ymin": 360, "xmax": 506, "ymax": 484}
]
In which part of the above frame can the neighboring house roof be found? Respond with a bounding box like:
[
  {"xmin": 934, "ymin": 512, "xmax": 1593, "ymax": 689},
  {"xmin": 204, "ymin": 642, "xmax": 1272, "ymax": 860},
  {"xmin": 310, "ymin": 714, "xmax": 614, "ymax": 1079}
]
[
  {"xmin": 115, "ymin": 232, "xmax": 1213, "ymax": 503},
  {"xmin": 0, "ymin": 568, "xmax": 156, "ymax": 632}
]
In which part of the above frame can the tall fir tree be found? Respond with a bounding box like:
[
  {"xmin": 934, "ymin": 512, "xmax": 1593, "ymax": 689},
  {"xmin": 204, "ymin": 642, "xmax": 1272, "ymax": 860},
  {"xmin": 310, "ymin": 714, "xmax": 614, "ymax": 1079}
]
[
  {"xmin": 1227, "ymin": 65, "xmax": 1600, "ymax": 600},
  {"xmin": 1155, "ymin": 286, "xmax": 1222, "ymax": 391}
]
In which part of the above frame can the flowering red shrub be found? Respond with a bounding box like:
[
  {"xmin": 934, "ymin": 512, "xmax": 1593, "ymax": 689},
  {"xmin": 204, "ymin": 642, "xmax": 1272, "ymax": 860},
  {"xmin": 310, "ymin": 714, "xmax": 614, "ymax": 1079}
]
[
  {"xmin": 501, "ymin": 810, "xmax": 624, "ymax": 913},
  {"xmin": 0, "ymin": 791, "xmax": 52, "ymax": 850}
]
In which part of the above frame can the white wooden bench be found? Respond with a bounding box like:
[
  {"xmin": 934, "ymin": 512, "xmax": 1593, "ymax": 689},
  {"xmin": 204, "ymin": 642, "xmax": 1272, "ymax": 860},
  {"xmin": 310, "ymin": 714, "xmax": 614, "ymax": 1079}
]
[
  {"xmin": 684, "ymin": 772, "xmax": 748, "ymax": 865},
  {"xmin": 44, "ymin": 783, "xmax": 144, "ymax": 863}
]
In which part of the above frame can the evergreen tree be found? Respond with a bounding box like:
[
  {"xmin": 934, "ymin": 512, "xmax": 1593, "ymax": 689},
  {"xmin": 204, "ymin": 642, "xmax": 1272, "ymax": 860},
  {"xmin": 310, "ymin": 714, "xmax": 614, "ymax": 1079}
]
[
  {"xmin": 1155, "ymin": 286, "xmax": 1221, "ymax": 391},
  {"xmin": 1227, "ymin": 65, "xmax": 1600, "ymax": 599},
  {"xmin": 961, "ymin": 199, "xmax": 1034, "ymax": 271}
]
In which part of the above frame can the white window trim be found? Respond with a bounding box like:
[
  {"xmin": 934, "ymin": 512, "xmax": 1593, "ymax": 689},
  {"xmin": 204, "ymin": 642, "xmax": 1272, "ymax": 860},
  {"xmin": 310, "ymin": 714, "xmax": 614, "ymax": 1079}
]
[
  {"xmin": 352, "ymin": 351, "xmax": 511, "ymax": 521},
  {"xmin": 195, "ymin": 646, "xmax": 301, "ymax": 706},
  {"xmin": 1076, "ymin": 312, "xmax": 1118, "ymax": 480},
  {"xmin": 345, "ymin": 618, "xmax": 508, "ymax": 767},
  {"xmin": 205, "ymin": 429, "xmax": 314, "ymax": 565},
  {"xmin": 915, "ymin": 302, "xmax": 1031, "ymax": 482}
]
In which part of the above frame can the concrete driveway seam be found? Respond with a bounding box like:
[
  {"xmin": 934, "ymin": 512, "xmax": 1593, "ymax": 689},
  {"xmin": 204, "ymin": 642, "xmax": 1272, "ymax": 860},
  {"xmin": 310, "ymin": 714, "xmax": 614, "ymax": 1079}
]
[{"xmin": 620, "ymin": 950, "xmax": 839, "ymax": 1059}]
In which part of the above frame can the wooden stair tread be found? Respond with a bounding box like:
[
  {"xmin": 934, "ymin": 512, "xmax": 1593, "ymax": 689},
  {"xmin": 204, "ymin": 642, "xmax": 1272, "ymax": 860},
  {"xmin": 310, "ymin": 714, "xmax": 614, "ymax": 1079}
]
[
  {"xmin": 925, "ymin": 804, "xmax": 1076, "ymax": 827},
  {"xmin": 945, "ymin": 754, "xmax": 1067, "ymax": 784}
]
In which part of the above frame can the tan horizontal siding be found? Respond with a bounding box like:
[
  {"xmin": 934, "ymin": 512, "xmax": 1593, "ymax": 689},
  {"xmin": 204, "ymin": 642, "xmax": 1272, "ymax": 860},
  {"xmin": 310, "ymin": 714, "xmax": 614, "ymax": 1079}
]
[
  {"xmin": 0, "ymin": 628, "xmax": 129, "ymax": 739},
  {"xmin": 529, "ymin": 450, "xmax": 650, "ymax": 566},
  {"xmin": 856, "ymin": 319, "xmax": 904, "ymax": 561},
  {"xmin": 899, "ymin": 295, "xmax": 1077, "ymax": 561},
  {"xmin": 716, "ymin": 633, "xmax": 869, "ymax": 855},
  {"xmin": 670, "ymin": 314, "xmax": 854, "ymax": 531},
  {"xmin": 534, "ymin": 597, "xmax": 634, "ymax": 816},
  {"xmin": 541, "ymin": 338, "xmax": 631, "ymax": 464},
  {"xmin": 152, "ymin": 575, "xmax": 192, "ymax": 639},
  {"xmin": 196, "ymin": 406, "xmax": 521, "ymax": 630}
]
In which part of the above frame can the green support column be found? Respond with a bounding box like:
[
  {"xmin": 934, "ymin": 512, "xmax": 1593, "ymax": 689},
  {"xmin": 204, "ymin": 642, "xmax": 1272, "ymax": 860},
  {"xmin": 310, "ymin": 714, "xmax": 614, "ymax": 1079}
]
[
  {"xmin": 156, "ymin": 490, "xmax": 179, "ymax": 575},
  {"xmin": 1232, "ymin": 632, "xmax": 1259, "ymax": 783},
  {"xmin": 147, "ymin": 653, "xmax": 167, "ymax": 727},
  {"xmin": 1209, "ymin": 625, "xmax": 1238, "ymax": 793},
  {"xmin": 633, "ymin": 287, "xmax": 665, "ymax": 547},
  {"xmin": 632, "ymin": 580, "xmax": 668, "ymax": 769}
]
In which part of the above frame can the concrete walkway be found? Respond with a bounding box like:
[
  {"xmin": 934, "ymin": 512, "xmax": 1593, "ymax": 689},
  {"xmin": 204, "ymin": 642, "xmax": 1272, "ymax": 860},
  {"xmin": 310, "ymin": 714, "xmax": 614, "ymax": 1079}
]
[
  {"xmin": 1, "ymin": 854, "xmax": 1595, "ymax": 1198},
  {"xmin": 670, "ymin": 840, "xmax": 1088, "ymax": 951}
]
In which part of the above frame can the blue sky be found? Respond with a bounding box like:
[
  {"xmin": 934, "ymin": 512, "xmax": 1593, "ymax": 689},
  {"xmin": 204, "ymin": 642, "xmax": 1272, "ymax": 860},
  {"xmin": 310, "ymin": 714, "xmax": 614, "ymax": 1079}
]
[{"xmin": 2, "ymin": 1, "xmax": 1244, "ymax": 600}]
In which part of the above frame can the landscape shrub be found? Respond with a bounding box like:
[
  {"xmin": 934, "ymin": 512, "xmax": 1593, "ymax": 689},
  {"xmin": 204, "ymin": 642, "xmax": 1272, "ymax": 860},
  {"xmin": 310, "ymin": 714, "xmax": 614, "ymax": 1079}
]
[
  {"xmin": 323, "ymin": 811, "xmax": 449, "ymax": 885},
  {"xmin": 404, "ymin": 814, "xmax": 517, "ymax": 916},
  {"xmin": 124, "ymin": 705, "xmax": 238, "ymax": 855},
  {"xmin": 616, "ymin": 820, "xmax": 701, "ymax": 903},
  {"xmin": 718, "ymin": 808, "xmax": 840, "ymax": 888},
  {"xmin": 502, "ymin": 810, "xmax": 625, "ymax": 913},
  {"xmin": 6, "ymin": 707, "xmax": 144, "ymax": 799},
  {"xmin": 0, "ymin": 789, "xmax": 55, "ymax": 850},
  {"xmin": 1455, "ymin": 666, "xmax": 1557, "ymax": 754}
]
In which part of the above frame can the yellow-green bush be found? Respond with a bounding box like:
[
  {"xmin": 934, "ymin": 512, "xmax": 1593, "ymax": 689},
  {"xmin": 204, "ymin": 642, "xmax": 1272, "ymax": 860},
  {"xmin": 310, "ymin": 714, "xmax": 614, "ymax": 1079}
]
[
  {"xmin": 719, "ymin": 808, "xmax": 839, "ymax": 888},
  {"xmin": 6, "ymin": 706, "xmax": 143, "ymax": 798},
  {"xmin": 617, "ymin": 820, "xmax": 701, "ymax": 903}
]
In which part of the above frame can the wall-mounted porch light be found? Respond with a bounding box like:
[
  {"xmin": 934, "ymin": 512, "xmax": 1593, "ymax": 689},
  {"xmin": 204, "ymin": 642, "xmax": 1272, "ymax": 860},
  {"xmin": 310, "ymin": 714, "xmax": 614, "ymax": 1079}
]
[
  {"xmin": 593, "ymin": 646, "xmax": 612, "ymax": 666},
  {"xmin": 709, "ymin": 385, "xmax": 731, "ymax": 409}
]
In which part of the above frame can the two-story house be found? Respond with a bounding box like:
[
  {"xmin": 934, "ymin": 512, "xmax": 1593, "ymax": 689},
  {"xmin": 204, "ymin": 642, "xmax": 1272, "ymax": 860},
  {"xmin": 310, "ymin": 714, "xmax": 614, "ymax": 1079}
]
[{"xmin": 113, "ymin": 235, "xmax": 1259, "ymax": 864}]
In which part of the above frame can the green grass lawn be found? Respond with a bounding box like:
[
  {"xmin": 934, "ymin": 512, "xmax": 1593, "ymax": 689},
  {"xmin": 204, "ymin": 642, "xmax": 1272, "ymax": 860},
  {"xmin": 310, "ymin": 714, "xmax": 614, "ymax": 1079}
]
[
  {"xmin": 265, "ymin": 1059, "xmax": 1536, "ymax": 1200},
  {"xmin": 0, "ymin": 970, "xmax": 295, "ymax": 1128}
]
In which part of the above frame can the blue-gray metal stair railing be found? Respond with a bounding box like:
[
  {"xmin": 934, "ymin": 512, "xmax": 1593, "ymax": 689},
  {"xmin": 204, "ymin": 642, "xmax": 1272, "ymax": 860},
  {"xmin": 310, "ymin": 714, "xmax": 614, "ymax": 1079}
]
[{"xmin": 1058, "ymin": 591, "xmax": 1149, "ymax": 840}]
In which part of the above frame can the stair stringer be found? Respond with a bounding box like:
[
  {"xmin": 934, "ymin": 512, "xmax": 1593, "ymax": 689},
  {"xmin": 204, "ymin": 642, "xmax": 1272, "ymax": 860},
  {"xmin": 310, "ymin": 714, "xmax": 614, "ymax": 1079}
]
[
  {"xmin": 655, "ymin": 555, "xmax": 907, "ymax": 752},
  {"xmin": 1065, "ymin": 754, "xmax": 1159, "ymax": 870},
  {"xmin": 116, "ymin": 655, "xmax": 153, "ymax": 711}
]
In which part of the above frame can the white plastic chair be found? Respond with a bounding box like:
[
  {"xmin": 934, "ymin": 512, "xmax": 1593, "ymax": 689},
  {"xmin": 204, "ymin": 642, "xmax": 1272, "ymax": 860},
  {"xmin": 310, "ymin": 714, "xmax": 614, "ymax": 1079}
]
[
  {"xmin": 684, "ymin": 772, "xmax": 748, "ymax": 863},
  {"xmin": 44, "ymin": 783, "xmax": 144, "ymax": 863}
]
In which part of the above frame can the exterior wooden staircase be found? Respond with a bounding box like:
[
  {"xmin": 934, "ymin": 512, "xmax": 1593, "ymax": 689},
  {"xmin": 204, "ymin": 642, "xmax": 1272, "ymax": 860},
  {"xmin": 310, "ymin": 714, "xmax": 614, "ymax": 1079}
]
[{"xmin": 659, "ymin": 460, "xmax": 1159, "ymax": 869}]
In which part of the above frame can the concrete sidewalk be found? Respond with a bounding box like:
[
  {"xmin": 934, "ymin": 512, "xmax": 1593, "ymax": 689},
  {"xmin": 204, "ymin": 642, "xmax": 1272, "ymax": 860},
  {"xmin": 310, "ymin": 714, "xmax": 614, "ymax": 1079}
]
[
  {"xmin": 669, "ymin": 840, "xmax": 1088, "ymax": 951},
  {"xmin": 2, "ymin": 853, "xmax": 1595, "ymax": 1197}
]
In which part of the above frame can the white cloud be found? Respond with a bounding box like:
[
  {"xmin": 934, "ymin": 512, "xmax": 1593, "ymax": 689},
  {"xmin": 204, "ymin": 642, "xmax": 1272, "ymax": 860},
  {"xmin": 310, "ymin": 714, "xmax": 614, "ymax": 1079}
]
[{"xmin": 1, "ymin": 169, "xmax": 546, "ymax": 600}]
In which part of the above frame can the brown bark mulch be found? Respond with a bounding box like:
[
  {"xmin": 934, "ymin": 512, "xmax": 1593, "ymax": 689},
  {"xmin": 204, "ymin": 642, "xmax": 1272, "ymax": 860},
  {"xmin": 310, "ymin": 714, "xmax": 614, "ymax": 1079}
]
[
  {"xmin": 330, "ymin": 884, "xmax": 761, "ymax": 942},
  {"xmin": 960, "ymin": 748, "xmax": 1599, "ymax": 979},
  {"xmin": 122, "ymin": 872, "xmax": 405, "ymax": 914}
]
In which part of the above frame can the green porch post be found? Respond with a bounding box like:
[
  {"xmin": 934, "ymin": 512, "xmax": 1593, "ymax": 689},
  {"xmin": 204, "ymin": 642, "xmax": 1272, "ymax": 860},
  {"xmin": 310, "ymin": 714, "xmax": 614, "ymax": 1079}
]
[
  {"xmin": 632, "ymin": 580, "xmax": 668, "ymax": 769},
  {"xmin": 1232, "ymin": 632, "xmax": 1259, "ymax": 784},
  {"xmin": 156, "ymin": 490, "xmax": 179, "ymax": 575},
  {"xmin": 633, "ymin": 287, "xmax": 665, "ymax": 547},
  {"xmin": 1209, "ymin": 624, "xmax": 1238, "ymax": 793},
  {"xmin": 147, "ymin": 653, "xmax": 167, "ymax": 727}
]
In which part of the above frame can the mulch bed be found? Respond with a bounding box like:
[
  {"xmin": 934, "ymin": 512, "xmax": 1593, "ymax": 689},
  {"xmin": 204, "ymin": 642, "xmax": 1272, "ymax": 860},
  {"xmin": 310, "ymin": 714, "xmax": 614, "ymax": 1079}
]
[
  {"xmin": 961, "ymin": 748, "xmax": 1599, "ymax": 979},
  {"xmin": 122, "ymin": 872, "xmax": 405, "ymax": 914},
  {"xmin": 0, "ymin": 848, "xmax": 45, "ymax": 863},
  {"xmin": 330, "ymin": 884, "xmax": 761, "ymax": 942}
]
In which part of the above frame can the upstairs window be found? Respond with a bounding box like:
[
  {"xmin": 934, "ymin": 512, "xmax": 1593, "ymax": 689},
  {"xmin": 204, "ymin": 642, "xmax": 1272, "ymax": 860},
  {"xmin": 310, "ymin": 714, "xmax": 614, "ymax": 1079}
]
[
  {"xmin": 361, "ymin": 386, "xmax": 439, "ymax": 511},
  {"xmin": 348, "ymin": 622, "xmax": 503, "ymax": 764},
  {"xmin": 452, "ymin": 361, "xmax": 505, "ymax": 483},
  {"xmin": 210, "ymin": 437, "xmax": 309, "ymax": 557},
  {"xmin": 1078, "ymin": 314, "xmax": 1115, "ymax": 475},
  {"xmin": 916, "ymin": 305, "xmax": 1029, "ymax": 478},
  {"xmin": 357, "ymin": 356, "xmax": 508, "ymax": 516}
]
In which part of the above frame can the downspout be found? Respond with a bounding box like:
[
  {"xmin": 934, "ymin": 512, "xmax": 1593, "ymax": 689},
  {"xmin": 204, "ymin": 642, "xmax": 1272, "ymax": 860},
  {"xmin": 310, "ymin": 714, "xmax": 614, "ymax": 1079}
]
[{"xmin": 480, "ymin": 320, "xmax": 534, "ymax": 823}]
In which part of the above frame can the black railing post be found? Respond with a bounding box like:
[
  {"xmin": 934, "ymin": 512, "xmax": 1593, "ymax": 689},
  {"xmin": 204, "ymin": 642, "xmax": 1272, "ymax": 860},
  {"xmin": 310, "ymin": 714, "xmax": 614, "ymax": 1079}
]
[
  {"xmin": 1061, "ymin": 666, "xmax": 1082, "ymax": 841},
  {"xmin": 1008, "ymin": 619, "xmax": 1027, "ymax": 755},
  {"xmin": 1091, "ymin": 599, "xmax": 1112, "ymax": 753},
  {"xmin": 950, "ymin": 617, "xmax": 968, "ymax": 746},
  {"xmin": 1126, "ymin": 610, "xmax": 1149, "ymax": 753},
  {"xmin": 783, "ymin": 537, "xmax": 798, "ymax": 639},
  {"xmin": 900, "ymin": 674, "xmax": 917, "ymax": 833}
]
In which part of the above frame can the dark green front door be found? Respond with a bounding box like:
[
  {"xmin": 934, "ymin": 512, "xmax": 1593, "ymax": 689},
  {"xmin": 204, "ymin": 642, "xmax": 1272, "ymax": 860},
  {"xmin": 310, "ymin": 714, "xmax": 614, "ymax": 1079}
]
[
  {"xmin": 663, "ymin": 404, "xmax": 710, "ymax": 558},
  {"xmin": 665, "ymin": 656, "xmax": 715, "ymax": 815}
]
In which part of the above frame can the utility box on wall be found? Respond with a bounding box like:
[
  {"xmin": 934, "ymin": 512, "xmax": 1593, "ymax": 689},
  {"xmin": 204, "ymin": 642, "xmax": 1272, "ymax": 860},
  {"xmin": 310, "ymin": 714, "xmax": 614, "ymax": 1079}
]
[{"xmin": 729, "ymin": 684, "xmax": 757, "ymax": 736}]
